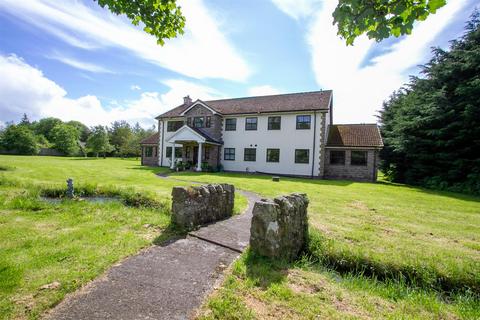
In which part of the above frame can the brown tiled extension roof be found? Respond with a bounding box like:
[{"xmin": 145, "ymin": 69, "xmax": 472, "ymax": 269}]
[
  {"xmin": 140, "ymin": 132, "xmax": 159, "ymax": 145},
  {"xmin": 327, "ymin": 124, "xmax": 383, "ymax": 148},
  {"xmin": 156, "ymin": 90, "xmax": 332, "ymax": 118}
]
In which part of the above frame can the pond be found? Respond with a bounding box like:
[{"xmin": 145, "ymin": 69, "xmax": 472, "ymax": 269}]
[{"xmin": 40, "ymin": 196, "xmax": 120, "ymax": 204}]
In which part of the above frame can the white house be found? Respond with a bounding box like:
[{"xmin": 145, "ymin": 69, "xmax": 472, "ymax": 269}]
[{"xmin": 140, "ymin": 91, "xmax": 383, "ymax": 181}]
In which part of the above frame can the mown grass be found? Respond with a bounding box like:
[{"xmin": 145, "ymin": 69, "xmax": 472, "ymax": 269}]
[
  {"xmin": 171, "ymin": 171, "xmax": 480, "ymax": 318},
  {"xmin": 199, "ymin": 251, "xmax": 480, "ymax": 319},
  {"xmin": 171, "ymin": 172, "xmax": 480, "ymax": 295},
  {"xmin": 0, "ymin": 156, "xmax": 247, "ymax": 319}
]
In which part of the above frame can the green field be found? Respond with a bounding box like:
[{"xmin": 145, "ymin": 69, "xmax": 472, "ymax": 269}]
[
  {"xmin": 1, "ymin": 156, "xmax": 479, "ymax": 319},
  {"xmin": 0, "ymin": 156, "xmax": 245, "ymax": 319}
]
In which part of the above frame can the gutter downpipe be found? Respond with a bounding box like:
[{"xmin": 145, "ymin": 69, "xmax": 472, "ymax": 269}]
[{"xmin": 311, "ymin": 110, "xmax": 317, "ymax": 178}]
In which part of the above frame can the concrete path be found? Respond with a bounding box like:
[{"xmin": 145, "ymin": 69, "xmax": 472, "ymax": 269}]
[{"xmin": 47, "ymin": 189, "xmax": 260, "ymax": 320}]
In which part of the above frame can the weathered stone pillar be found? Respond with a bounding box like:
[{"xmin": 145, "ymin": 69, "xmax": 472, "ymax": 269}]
[
  {"xmin": 250, "ymin": 193, "xmax": 309, "ymax": 261},
  {"xmin": 171, "ymin": 183, "xmax": 235, "ymax": 229}
]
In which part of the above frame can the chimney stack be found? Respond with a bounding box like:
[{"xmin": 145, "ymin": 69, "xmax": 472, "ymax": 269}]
[{"xmin": 183, "ymin": 95, "xmax": 192, "ymax": 106}]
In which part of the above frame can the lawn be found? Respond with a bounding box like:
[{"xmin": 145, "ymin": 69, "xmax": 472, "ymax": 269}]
[
  {"xmin": 1, "ymin": 156, "xmax": 479, "ymax": 319},
  {"xmin": 0, "ymin": 156, "xmax": 244, "ymax": 319},
  {"xmin": 170, "ymin": 171, "xmax": 480, "ymax": 319}
]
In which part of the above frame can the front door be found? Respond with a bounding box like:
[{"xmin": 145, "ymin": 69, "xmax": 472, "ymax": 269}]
[{"xmin": 193, "ymin": 146, "xmax": 199, "ymax": 166}]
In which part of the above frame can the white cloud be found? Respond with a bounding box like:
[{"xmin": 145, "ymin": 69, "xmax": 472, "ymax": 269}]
[
  {"xmin": 0, "ymin": 54, "xmax": 224, "ymax": 127},
  {"xmin": 47, "ymin": 53, "xmax": 114, "ymax": 74},
  {"xmin": 306, "ymin": 0, "xmax": 469, "ymax": 123},
  {"xmin": 270, "ymin": 0, "xmax": 321, "ymax": 20},
  {"xmin": 0, "ymin": 0, "xmax": 251, "ymax": 81},
  {"xmin": 130, "ymin": 85, "xmax": 141, "ymax": 91},
  {"xmin": 248, "ymin": 85, "xmax": 281, "ymax": 96}
]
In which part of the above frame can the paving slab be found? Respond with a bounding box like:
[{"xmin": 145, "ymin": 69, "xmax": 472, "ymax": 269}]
[
  {"xmin": 47, "ymin": 188, "xmax": 260, "ymax": 320},
  {"xmin": 189, "ymin": 190, "xmax": 261, "ymax": 252}
]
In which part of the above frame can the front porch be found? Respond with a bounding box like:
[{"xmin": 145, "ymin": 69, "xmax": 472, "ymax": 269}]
[{"xmin": 167, "ymin": 125, "xmax": 222, "ymax": 171}]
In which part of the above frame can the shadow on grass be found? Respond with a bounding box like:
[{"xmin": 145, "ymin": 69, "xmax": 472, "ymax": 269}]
[{"xmin": 243, "ymin": 249, "xmax": 290, "ymax": 289}]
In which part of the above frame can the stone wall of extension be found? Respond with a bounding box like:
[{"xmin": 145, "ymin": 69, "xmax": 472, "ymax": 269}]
[
  {"xmin": 183, "ymin": 104, "xmax": 223, "ymax": 141},
  {"xmin": 323, "ymin": 148, "xmax": 379, "ymax": 181},
  {"xmin": 171, "ymin": 184, "xmax": 235, "ymax": 230},
  {"xmin": 141, "ymin": 145, "xmax": 159, "ymax": 166},
  {"xmin": 250, "ymin": 193, "xmax": 309, "ymax": 261}
]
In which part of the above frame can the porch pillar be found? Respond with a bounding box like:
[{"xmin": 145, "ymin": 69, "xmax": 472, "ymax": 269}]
[
  {"xmin": 170, "ymin": 141, "xmax": 176, "ymax": 169},
  {"xmin": 196, "ymin": 142, "xmax": 203, "ymax": 171}
]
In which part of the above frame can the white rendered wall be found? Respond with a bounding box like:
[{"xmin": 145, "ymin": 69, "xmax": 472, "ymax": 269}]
[{"xmin": 221, "ymin": 112, "xmax": 326, "ymax": 176}]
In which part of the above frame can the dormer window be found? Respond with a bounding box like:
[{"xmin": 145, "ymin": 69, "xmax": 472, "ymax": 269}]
[{"xmin": 193, "ymin": 117, "xmax": 204, "ymax": 128}]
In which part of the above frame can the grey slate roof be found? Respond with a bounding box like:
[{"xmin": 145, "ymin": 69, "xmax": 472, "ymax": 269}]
[
  {"xmin": 327, "ymin": 124, "xmax": 383, "ymax": 148},
  {"xmin": 156, "ymin": 90, "xmax": 332, "ymax": 119}
]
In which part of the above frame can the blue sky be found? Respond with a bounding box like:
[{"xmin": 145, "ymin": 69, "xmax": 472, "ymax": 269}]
[{"xmin": 0, "ymin": 0, "xmax": 477, "ymax": 128}]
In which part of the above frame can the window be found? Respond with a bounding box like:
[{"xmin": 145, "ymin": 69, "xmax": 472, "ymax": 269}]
[
  {"xmin": 186, "ymin": 117, "xmax": 192, "ymax": 126},
  {"xmin": 268, "ymin": 116, "xmax": 281, "ymax": 130},
  {"xmin": 351, "ymin": 151, "xmax": 367, "ymax": 166},
  {"xmin": 185, "ymin": 146, "xmax": 191, "ymax": 159},
  {"xmin": 244, "ymin": 148, "xmax": 256, "ymax": 161},
  {"xmin": 225, "ymin": 118, "xmax": 236, "ymax": 131},
  {"xmin": 295, "ymin": 149, "xmax": 309, "ymax": 164},
  {"xmin": 330, "ymin": 151, "xmax": 345, "ymax": 165},
  {"xmin": 203, "ymin": 146, "xmax": 210, "ymax": 161},
  {"xmin": 145, "ymin": 146, "xmax": 153, "ymax": 157},
  {"xmin": 296, "ymin": 115, "xmax": 311, "ymax": 129},
  {"xmin": 167, "ymin": 120, "xmax": 184, "ymax": 132},
  {"xmin": 193, "ymin": 116, "xmax": 204, "ymax": 128},
  {"xmin": 245, "ymin": 117, "xmax": 258, "ymax": 131},
  {"xmin": 154, "ymin": 147, "xmax": 157, "ymax": 157},
  {"xmin": 205, "ymin": 116, "xmax": 211, "ymax": 128},
  {"xmin": 166, "ymin": 147, "xmax": 182, "ymax": 158},
  {"xmin": 224, "ymin": 148, "xmax": 235, "ymax": 160},
  {"xmin": 266, "ymin": 149, "xmax": 280, "ymax": 162}
]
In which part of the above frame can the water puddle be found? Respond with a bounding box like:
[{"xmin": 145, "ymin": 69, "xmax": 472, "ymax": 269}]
[{"xmin": 41, "ymin": 196, "xmax": 120, "ymax": 204}]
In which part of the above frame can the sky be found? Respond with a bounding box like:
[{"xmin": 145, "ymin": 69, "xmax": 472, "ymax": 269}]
[{"xmin": 0, "ymin": 0, "xmax": 477, "ymax": 128}]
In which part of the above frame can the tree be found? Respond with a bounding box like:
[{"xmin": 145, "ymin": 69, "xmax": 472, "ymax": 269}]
[
  {"xmin": 20, "ymin": 113, "xmax": 31, "ymax": 126},
  {"xmin": 379, "ymin": 12, "xmax": 480, "ymax": 195},
  {"xmin": 0, "ymin": 124, "xmax": 39, "ymax": 155},
  {"xmin": 34, "ymin": 117, "xmax": 63, "ymax": 142},
  {"xmin": 95, "ymin": 0, "xmax": 185, "ymax": 45},
  {"xmin": 67, "ymin": 120, "xmax": 90, "ymax": 142},
  {"xmin": 51, "ymin": 124, "xmax": 80, "ymax": 156},
  {"xmin": 87, "ymin": 126, "xmax": 113, "ymax": 158},
  {"xmin": 109, "ymin": 120, "xmax": 133, "ymax": 156},
  {"xmin": 333, "ymin": 0, "xmax": 447, "ymax": 45}
]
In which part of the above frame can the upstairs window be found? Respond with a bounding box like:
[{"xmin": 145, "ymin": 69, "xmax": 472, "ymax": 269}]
[
  {"xmin": 245, "ymin": 117, "xmax": 258, "ymax": 131},
  {"xmin": 268, "ymin": 116, "xmax": 281, "ymax": 130},
  {"xmin": 351, "ymin": 151, "xmax": 367, "ymax": 166},
  {"xmin": 296, "ymin": 115, "xmax": 311, "ymax": 129},
  {"xmin": 266, "ymin": 148, "xmax": 280, "ymax": 162},
  {"xmin": 167, "ymin": 120, "xmax": 184, "ymax": 132},
  {"xmin": 295, "ymin": 149, "xmax": 310, "ymax": 163},
  {"xmin": 244, "ymin": 148, "xmax": 256, "ymax": 161},
  {"xmin": 206, "ymin": 116, "xmax": 212, "ymax": 128},
  {"xmin": 224, "ymin": 148, "xmax": 235, "ymax": 160},
  {"xmin": 186, "ymin": 117, "xmax": 192, "ymax": 126},
  {"xmin": 225, "ymin": 118, "xmax": 236, "ymax": 131},
  {"xmin": 193, "ymin": 117, "xmax": 204, "ymax": 128},
  {"xmin": 330, "ymin": 150, "xmax": 345, "ymax": 165}
]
